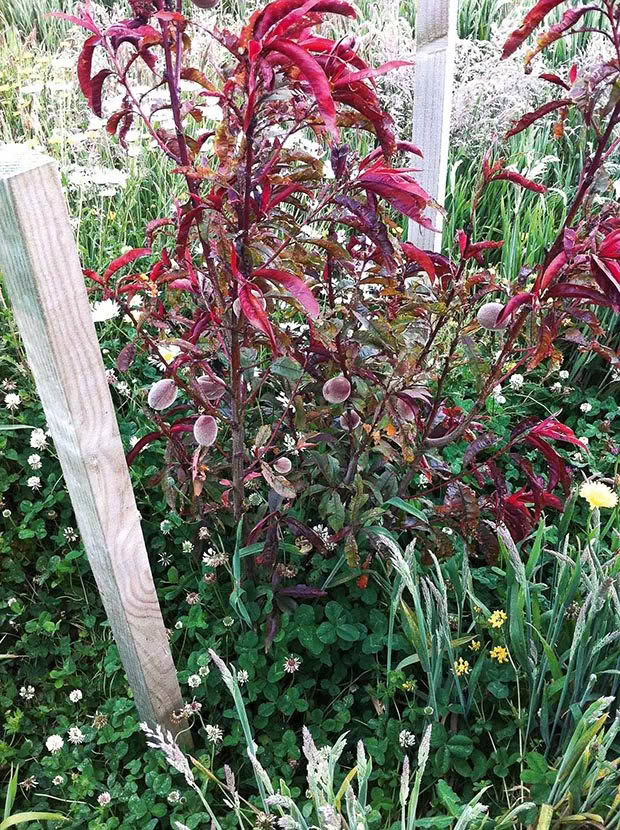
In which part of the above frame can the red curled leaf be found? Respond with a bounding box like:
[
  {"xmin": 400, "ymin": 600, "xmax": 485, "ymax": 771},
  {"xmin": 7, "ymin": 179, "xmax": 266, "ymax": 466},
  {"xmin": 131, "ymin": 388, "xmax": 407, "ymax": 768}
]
[
  {"xmin": 524, "ymin": 7, "xmax": 598, "ymax": 65},
  {"xmin": 539, "ymin": 72, "xmax": 570, "ymax": 90},
  {"xmin": 529, "ymin": 417, "xmax": 585, "ymax": 447},
  {"xmin": 266, "ymin": 183, "xmax": 311, "ymax": 212},
  {"xmin": 126, "ymin": 431, "xmax": 162, "ymax": 467},
  {"xmin": 49, "ymin": 10, "xmax": 101, "ymax": 35},
  {"xmin": 333, "ymin": 60, "xmax": 413, "ymax": 88},
  {"xmin": 103, "ymin": 248, "xmax": 151, "ymax": 282},
  {"xmin": 547, "ymin": 283, "xmax": 612, "ymax": 307},
  {"xmin": 492, "ymin": 170, "xmax": 546, "ymax": 193},
  {"xmin": 600, "ymin": 230, "xmax": 620, "ymax": 258},
  {"xmin": 591, "ymin": 256, "xmax": 620, "ymax": 312},
  {"xmin": 146, "ymin": 218, "xmax": 174, "ymax": 245},
  {"xmin": 537, "ymin": 251, "xmax": 567, "ymax": 294},
  {"xmin": 254, "ymin": 268, "xmax": 320, "ymax": 319},
  {"xmin": 77, "ymin": 35, "xmax": 100, "ymax": 103},
  {"xmin": 359, "ymin": 141, "xmax": 422, "ymax": 171},
  {"xmin": 495, "ymin": 292, "xmax": 534, "ymax": 326},
  {"xmin": 402, "ymin": 241, "xmax": 436, "ymax": 283},
  {"xmin": 501, "ymin": 0, "xmax": 568, "ymax": 59},
  {"xmin": 106, "ymin": 109, "xmax": 131, "ymax": 137},
  {"xmin": 505, "ymin": 99, "xmax": 572, "ymax": 138},
  {"xmin": 266, "ymin": 38, "xmax": 338, "ymax": 138},
  {"xmin": 89, "ymin": 69, "xmax": 112, "ymax": 118},
  {"xmin": 116, "ymin": 343, "xmax": 136, "ymax": 372},
  {"xmin": 253, "ymin": 0, "xmax": 355, "ymax": 40},
  {"xmin": 239, "ymin": 284, "xmax": 281, "ymax": 353},
  {"xmin": 525, "ymin": 436, "xmax": 571, "ymax": 494}
]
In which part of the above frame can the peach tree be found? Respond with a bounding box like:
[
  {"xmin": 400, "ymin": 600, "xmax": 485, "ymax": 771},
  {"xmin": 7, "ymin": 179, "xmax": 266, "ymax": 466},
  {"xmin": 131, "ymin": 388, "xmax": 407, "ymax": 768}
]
[{"xmin": 57, "ymin": 0, "xmax": 619, "ymax": 583}]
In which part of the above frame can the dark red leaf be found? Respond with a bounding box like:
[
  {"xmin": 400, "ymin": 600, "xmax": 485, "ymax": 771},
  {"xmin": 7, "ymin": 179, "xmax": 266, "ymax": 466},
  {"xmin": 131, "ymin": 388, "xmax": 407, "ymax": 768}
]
[
  {"xmin": 285, "ymin": 517, "xmax": 327, "ymax": 552},
  {"xmin": 126, "ymin": 431, "xmax": 162, "ymax": 466},
  {"xmin": 600, "ymin": 230, "xmax": 620, "ymax": 259},
  {"xmin": 103, "ymin": 248, "xmax": 151, "ymax": 282},
  {"xmin": 254, "ymin": 268, "xmax": 320, "ymax": 319},
  {"xmin": 266, "ymin": 183, "xmax": 311, "ymax": 212},
  {"xmin": 539, "ymin": 72, "xmax": 570, "ymax": 90},
  {"xmin": 333, "ymin": 60, "xmax": 413, "ymax": 88},
  {"xmin": 334, "ymin": 89, "xmax": 396, "ymax": 158},
  {"xmin": 266, "ymin": 38, "xmax": 338, "ymax": 138},
  {"xmin": 547, "ymin": 283, "xmax": 612, "ymax": 307},
  {"xmin": 89, "ymin": 69, "xmax": 112, "ymax": 118},
  {"xmin": 536, "ymin": 251, "xmax": 567, "ymax": 294},
  {"xmin": 529, "ymin": 417, "xmax": 585, "ymax": 448},
  {"xmin": 357, "ymin": 169, "xmax": 430, "ymax": 221},
  {"xmin": 77, "ymin": 35, "xmax": 100, "ymax": 104},
  {"xmin": 495, "ymin": 292, "xmax": 534, "ymax": 326},
  {"xmin": 253, "ymin": 0, "xmax": 355, "ymax": 40},
  {"xmin": 525, "ymin": 436, "xmax": 571, "ymax": 494},
  {"xmin": 116, "ymin": 343, "xmax": 136, "ymax": 372},
  {"xmin": 524, "ymin": 7, "xmax": 598, "ymax": 65},
  {"xmin": 278, "ymin": 584, "xmax": 328, "ymax": 599},
  {"xmin": 239, "ymin": 284, "xmax": 281, "ymax": 353},
  {"xmin": 591, "ymin": 256, "xmax": 620, "ymax": 312},
  {"xmin": 463, "ymin": 432, "xmax": 499, "ymax": 469},
  {"xmin": 106, "ymin": 109, "xmax": 131, "ymax": 137},
  {"xmin": 492, "ymin": 170, "xmax": 546, "ymax": 193},
  {"xmin": 118, "ymin": 111, "xmax": 134, "ymax": 149},
  {"xmin": 502, "ymin": 0, "xmax": 569, "ymax": 59},
  {"xmin": 402, "ymin": 242, "xmax": 436, "ymax": 282},
  {"xmin": 48, "ymin": 10, "xmax": 101, "ymax": 35},
  {"xmin": 146, "ymin": 218, "xmax": 174, "ymax": 245},
  {"xmin": 505, "ymin": 99, "xmax": 572, "ymax": 138}
]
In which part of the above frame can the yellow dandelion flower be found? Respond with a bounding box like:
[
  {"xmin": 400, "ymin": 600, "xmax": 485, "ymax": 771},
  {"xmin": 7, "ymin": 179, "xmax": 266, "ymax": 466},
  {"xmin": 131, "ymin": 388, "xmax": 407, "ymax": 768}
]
[
  {"xmin": 470, "ymin": 640, "xmax": 481, "ymax": 652},
  {"xmin": 454, "ymin": 658, "xmax": 470, "ymax": 677},
  {"xmin": 488, "ymin": 610, "xmax": 507, "ymax": 629},
  {"xmin": 490, "ymin": 646, "xmax": 509, "ymax": 663},
  {"xmin": 579, "ymin": 481, "xmax": 618, "ymax": 510}
]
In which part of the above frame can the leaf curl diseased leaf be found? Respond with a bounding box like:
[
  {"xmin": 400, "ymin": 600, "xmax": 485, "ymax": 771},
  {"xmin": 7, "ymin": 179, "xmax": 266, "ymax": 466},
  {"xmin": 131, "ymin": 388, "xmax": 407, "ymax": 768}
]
[
  {"xmin": 103, "ymin": 248, "xmax": 151, "ymax": 282},
  {"xmin": 524, "ymin": 7, "xmax": 598, "ymax": 65},
  {"xmin": 463, "ymin": 432, "xmax": 499, "ymax": 469},
  {"xmin": 501, "ymin": 0, "xmax": 569, "ymax": 60},
  {"xmin": 266, "ymin": 38, "xmax": 339, "ymax": 138},
  {"xmin": 254, "ymin": 268, "xmax": 319, "ymax": 319},
  {"xmin": 252, "ymin": 0, "xmax": 355, "ymax": 41},
  {"xmin": 239, "ymin": 284, "xmax": 281, "ymax": 354},
  {"xmin": 491, "ymin": 170, "xmax": 546, "ymax": 193},
  {"xmin": 261, "ymin": 461, "xmax": 296, "ymax": 499}
]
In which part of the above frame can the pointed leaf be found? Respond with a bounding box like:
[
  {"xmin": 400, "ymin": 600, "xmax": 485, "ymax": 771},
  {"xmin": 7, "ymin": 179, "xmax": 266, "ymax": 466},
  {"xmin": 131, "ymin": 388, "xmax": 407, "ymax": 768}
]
[
  {"xmin": 267, "ymin": 38, "xmax": 338, "ymax": 138},
  {"xmin": 254, "ymin": 268, "xmax": 319, "ymax": 319},
  {"xmin": 253, "ymin": 0, "xmax": 355, "ymax": 40},
  {"xmin": 495, "ymin": 292, "xmax": 534, "ymax": 326},
  {"xmin": 402, "ymin": 241, "xmax": 436, "ymax": 282},
  {"xmin": 502, "ymin": 0, "xmax": 569, "ymax": 59},
  {"xmin": 89, "ymin": 69, "xmax": 112, "ymax": 118},
  {"xmin": 505, "ymin": 99, "xmax": 572, "ymax": 138},
  {"xmin": 239, "ymin": 284, "xmax": 280, "ymax": 353},
  {"xmin": 492, "ymin": 170, "xmax": 546, "ymax": 193},
  {"xmin": 547, "ymin": 283, "xmax": 612, "ymax": 307},
  {"xmin": 103, "ymin": 248, "xmax": 151, "ymax": 281},
  {"xmin": 333, "ymin": 60, "xmax": 413, "ymax": 88}
]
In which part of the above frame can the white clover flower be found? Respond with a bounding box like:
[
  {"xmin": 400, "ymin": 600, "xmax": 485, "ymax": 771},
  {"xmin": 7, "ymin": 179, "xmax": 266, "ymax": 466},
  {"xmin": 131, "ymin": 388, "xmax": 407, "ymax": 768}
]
[
  {"xmin": 158, "ymin": 551, "xmax": 172, "ymax": 566},
  {"xmin": 283, "ymin": 434, "xmax": 299, "ymax": 455},
  {"xmin": 237, "ymin": 669, "xmax": 249, "ymax": 685},
  {"xmin": 580, "ymin": 402, "xmax": 592, "ymax": 413},
  {"xmin": 63, "ymin": 527, "xmax": 78, "ymax": 543},
  {"xmin": 187, "ymin": 674, "xmax": 201, "ymax": 688},
  {"xmin": 97, "ymin": 792, "xmax": 111, "ymax": 806},
  {"xmin": 160, "ymin": 519, "xmax": 172, "ymax": 535},
  {"xmin": 202, "ymin": 548, "xmax": 227, "ymax": 567},
  {"xmin": 205, "ymin": 724, "xmax": 223, "ymax": 744},
  {"xmin": 68, "ymin": 726, "xmax": 85, "ymax": 744},
  {"xmin": 105, "ymin": 369, "xmax": 117, "ymax": 385},
  {"xmin": 551, "ymin": 382, "xmax": 563, "ymax": 393},
  {"xmin": 399, "ymin": 729, "xmax": 416, "ymax": 748},
  {"xmin": 26, "ymin": 476, "xmax": 41, "ymax": 490},
  {"xmin": 559, "ymin": 370, "xmax": 569, "ymax": 379},
  {"xmin": 52, "ymin": 775, "xmax": 64, "ymax": 786},
  {"xmin": 2, "ymin": 509, "xmax": 11, "ymax": 518},
  {"xmin": 46, "ymin": 735, "xmax": 64, "ymax": 754},
  {"xmin": 182, "ymin": 540, "xmax": 194, "ymax": 554},
  {"xmin": 167, "ymin": 790, "xmax": 181, "ymax": 804},
  {"xmin": 4, "ymin": 393, "xmax": 21, "ymax": 411},
  {"xmin": 508, "ymin": 373, "xmax": 524, "ymax": 390},
  {"xmin": 90, "ymin": 299, "xmax": 120, "ymax": 323},
  {"xmin": 198, "ymin": 664, "xmax": 210, "ymax": 677},
  {"xmin": 283, "ymin": 656, "xmax": 301, "ymax": 674},
  {"xmin": 199, "ymin": 527, "xmax": 210, "ymax": 540},
  {"xmin": 20, "ymin": 685, "xmax": 35, "ymax": 700},
  {"xmin": 27, "ymin": 454, "xmax": 42, "ymax": 470},
  {"xmin": 30, "ymin": 429, "xmax": 47, "ymax": 449},
  {"xmin": 69, "ymin": 689, "xmax": 83, "ymax": 703}
]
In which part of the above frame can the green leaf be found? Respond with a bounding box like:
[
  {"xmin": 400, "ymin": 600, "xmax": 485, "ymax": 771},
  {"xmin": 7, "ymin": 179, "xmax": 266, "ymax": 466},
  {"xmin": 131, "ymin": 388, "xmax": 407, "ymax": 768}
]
[
  {"xmin": 384, "ymin": 497, "xmax": 428, "ymax": 524},
  {"xmin": 0, "ymin": 813, "xmax": 68, "ymax": 830},
  {"xmin": 436, "ymin": 779, "xmax": 463, "ymax": 817},
  {"xmin": 270, "ymin": 356, "xmax": 303, "ymax": 382},
  {"xmin": 487, "ymin": 680, "xmax": 510, "ymax": 699},
  {"xmin": 336, "ymin": 623, "xmax": 360, "ymax": 642}
]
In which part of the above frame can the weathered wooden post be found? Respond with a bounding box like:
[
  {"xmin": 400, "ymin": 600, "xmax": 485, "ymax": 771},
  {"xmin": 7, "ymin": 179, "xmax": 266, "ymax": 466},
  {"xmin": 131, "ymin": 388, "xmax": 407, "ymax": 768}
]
[
  {"xmin": 409, "ymin": 0, "xmax": 457, "ymax": 251},
  {"xmin": 0, "ymin": 145, "xmax": 188, "ymax": 742}
]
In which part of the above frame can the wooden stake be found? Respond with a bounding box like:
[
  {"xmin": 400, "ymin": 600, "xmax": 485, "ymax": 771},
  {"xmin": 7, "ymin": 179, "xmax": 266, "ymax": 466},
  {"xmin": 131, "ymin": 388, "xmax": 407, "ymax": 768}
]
[
  {"xmin": 0, "ymin": 146, "xmax": 188, "ymax": 741},
  {"xmin": 409, "ymin": 0, "xmax": 457, "ymax": 251}
]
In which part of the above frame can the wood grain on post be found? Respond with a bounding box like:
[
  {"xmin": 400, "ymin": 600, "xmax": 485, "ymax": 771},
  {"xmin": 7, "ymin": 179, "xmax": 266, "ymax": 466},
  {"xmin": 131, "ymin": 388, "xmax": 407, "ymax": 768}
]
[
  {"xmin": 0, "ymin": 146, "xmax": 188, "ymax": 741},
  {"xmin": 409, "ymin": 0, "xmax": 457, "ymax": 251}
]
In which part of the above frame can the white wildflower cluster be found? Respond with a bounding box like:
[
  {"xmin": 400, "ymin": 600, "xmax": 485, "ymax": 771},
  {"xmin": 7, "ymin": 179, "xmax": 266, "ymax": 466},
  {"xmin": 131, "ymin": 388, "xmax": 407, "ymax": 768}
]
[
  {"xmin": 4, "ymin": 393, "xmax": 21, "ymax": 412},
  {"xmin": 69, "ymin": 689, "xmax": 83, "ymax": 703},
  {"xmin": 27, "ymin": 454, "xmax": 42, "ymax": 469},
  {"xmin": 312, "ymin": 524, "xmax": 335, "ymax": 550},
  {"xmin": 182, "ymin": 540, "xmax": 194, "ymax": 554},
  {"xmin": 205, "ymin": 724, "xmax": 224, "ymax": 744},
  {"xmin": 187, "ymin": 674, "xmax": 201, "ymax": 688},
  {"xmin": 46, "ymin": 735, "xmax": 64, "ymax": 754},
  {"xmin": 30, "ymin": 429, "xmax": 47, "ymax": 450},
  {"xmin": 202, "ymin": 547, "xmax": 228, "ymax": 568},
  {"xmin": 581, "ymin": 402, "xmax": 593, "ymax": 413},
  {"xmin": 68, "ymin": 726, "xmax": 85, "ymax": 745},
  {"xmin": 67, "ymin": 164, "xmax": 128, "ymax": 197},
  {"xmin": 508, "ymin": 373, "xmax": 524, "ymax": 390},
  {"xmin": 19, "ymin": 685, "xmax": 35, "ymax": 700},
  {"xmin": 91, "ymin": 299, "xmax": 120, "ymax": 323},
  {"xmin": 64, "ymin": 527, "xmax": 79, "ymax": 543},
  {"xmin": 492, "ymin": 385, "xmax": 506, "ymax": 405},
  {"xmin": 399, "ymin": 729, "xmax": 416, "ymax": 748},
  {"xmin": 26, "ymin": 476, "xmax": 41, "ymax": 491}
]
